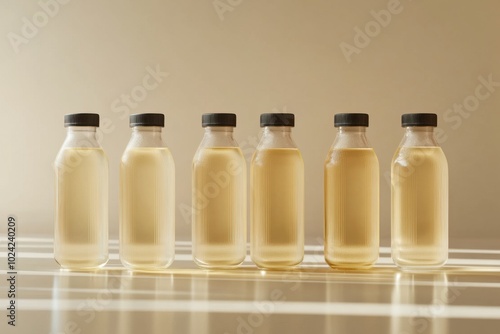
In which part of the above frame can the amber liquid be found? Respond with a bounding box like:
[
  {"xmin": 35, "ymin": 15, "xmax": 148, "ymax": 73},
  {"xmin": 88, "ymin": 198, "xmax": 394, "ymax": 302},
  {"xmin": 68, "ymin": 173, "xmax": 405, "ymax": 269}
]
[
  {"xmin": 324, "ymin": 148, "xmax": 379, "ymax": 268},
  {"xmin": 392, "ymin": 146, "xmax": 448, "ymax": 268},
  {"xmin": 54, "ymin": 148, "xmax": 108, "ymax": 269},
  {"xmin": 251, "ymin": 148, "xmax": 304, "ymax": 268},
  {"xmin": 120, "ymin": 147, "xmax": 175, "ymax": 270},
  {"xmin": 192, "ymin": 147, "xmax": 247, "ymax": 268}
]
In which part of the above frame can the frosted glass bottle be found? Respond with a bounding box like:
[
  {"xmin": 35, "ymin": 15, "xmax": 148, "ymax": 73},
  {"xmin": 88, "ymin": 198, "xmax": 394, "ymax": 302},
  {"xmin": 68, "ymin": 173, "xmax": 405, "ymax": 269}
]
[
  {"xmin": 120, "ymin": 113, "xmax": 175, "ymax": 270},
  {"xmin": 324, "ymin": 113, "xmax": 379, "ymax": 268},
  {"xmin": 391, "ymin": 113, "xmax": 448, "ymax": 268},
  {"xmin": 251, "ymin": 113, "xmax": 304, "ymax": 268},
  {"xmin": 54, "ymin": 113, "xmax": 108, "ymax": 269},
  {"xmin": 192, "ymin": 113, "xmax": 247, "ymax": 268}
]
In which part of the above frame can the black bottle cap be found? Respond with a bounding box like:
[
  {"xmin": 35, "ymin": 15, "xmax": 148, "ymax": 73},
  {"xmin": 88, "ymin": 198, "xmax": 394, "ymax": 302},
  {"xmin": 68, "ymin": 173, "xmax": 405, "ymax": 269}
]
[
  {"xmin": 334, "ymin": 113, "xmax": 369, "ymax": 127},
  {"xmin": 260, "ymin": 113, "xmax": 295, "ymax": 127},
  {"xmin": 202, "ymin": 113, "xmax": 237, "ymax": 127},
  {"xmin": 64, "ymin": 113, "xmax": 100, "ymax": 127},
  {"xmin": 130, "ymin": 113, "xmax": 165, "ymax": 127},
  {"xmin": 401, "ymin": 113, "xmax": 438, "ymax": 127}
]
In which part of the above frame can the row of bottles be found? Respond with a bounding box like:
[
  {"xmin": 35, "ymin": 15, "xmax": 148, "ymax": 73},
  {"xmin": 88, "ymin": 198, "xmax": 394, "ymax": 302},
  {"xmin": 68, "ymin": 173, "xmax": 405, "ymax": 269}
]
[{"xmin": 54, "ymin": 112, "xmax": 448, "ymax": 271}]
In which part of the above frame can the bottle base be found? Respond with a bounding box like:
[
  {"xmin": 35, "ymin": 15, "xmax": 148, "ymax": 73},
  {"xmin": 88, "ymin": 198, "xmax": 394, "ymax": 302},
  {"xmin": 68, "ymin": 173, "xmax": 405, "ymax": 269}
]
[
  {"xmin": 120, "ymin": 258, "xmax": 174, "ymax": 272},
  {"xmin": 395, "ymin": 263, "xmax": 447, "ymax": 271},
  {"xmin": 393, "ymin": 258, "xmax": 447, "ymax": 270},
  {"xmin": 251, "ymin": 257, "xmax": 303, "ymax": 269},
  {"xmin": 392, "ymin": 246, "xmax": 448, "ymax": 270},
  {"xmin": 55, "ymin": 257, "xmax": 109, "ymax": 270},
  {"xmin": 193, "ymin": 255, "xmax": 246, "ymax": 269},
  {"xmin": 325, "ymin": 251, "xmax": 378, "ymax": 269},
  {"xmin": 326, "ymin": 260, "xmax": 376, "ymax": 270}
]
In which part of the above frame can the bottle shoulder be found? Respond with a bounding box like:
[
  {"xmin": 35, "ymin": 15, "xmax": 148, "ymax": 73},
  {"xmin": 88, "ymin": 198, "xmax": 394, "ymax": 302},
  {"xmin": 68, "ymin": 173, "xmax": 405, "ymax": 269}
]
[
  {"xmin": 54, "ymin": 147, "xmax": 108, "ymax": 169},
  {"xmin": 197, "ymin": 130, "xmax": 240, "ymax": 149},
  {"xmin": 330, "ymin": 132, "xmax": 372, "ymax": 149},
  {"xmin": 392, "ymin": 146, "xmax": 447, "ymax": 167},
  {"xmin": 121, "ymin": 147, "xmax": 174, "ymax": 166},
  {"xmin": 193, "ymin": 147, "xmax": 245, "ymax": 166},
  {"xmin": 324, "ymin": 147, "xmax": 379, "ymax": 167},
  {"xmin": 251, "ymin": 147, "xmax": 303, "ymax": 166},
  {"xmin": 256, "ymin": 129, "xmax": 298, "ymax": 150}
]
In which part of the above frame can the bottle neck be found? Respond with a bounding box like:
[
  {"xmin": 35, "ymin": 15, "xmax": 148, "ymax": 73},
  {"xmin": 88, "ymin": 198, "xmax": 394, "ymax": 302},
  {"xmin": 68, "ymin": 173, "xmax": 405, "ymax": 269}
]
[
  {"xmin": 263, "ymin": 126, "xmax": 292, "ymax": 135},
  {"xmin": 204, "ymin": 126, "xmax": 235, "ymax": 136},
  {"xmin": 401, "ymin": 126, "xmax": 438, "ymax": 147},
  {"xmin": 338, "ymin": 126, "xmax": 366, "ymax": 134},
  {"xmin": 332, "ymin": 126, "xmax": 370, "ymax": 149},
  {"xmin": 258, "ymin": 126, "xmax": 297, "ymax": 149},
  {"xmin": 132, "ymin": 126, "xmax": 163, "ymax": 136},
  {"xmin": 199, "ymin": 126, "xmax": 237, "ymax": 148},
  {"xmin": 64, "ymin": 126, "xmax": 100, "ymax": 148},
  {"xmin": 128, "ymin": 126, "xmax": 166, "ymax": 148}
]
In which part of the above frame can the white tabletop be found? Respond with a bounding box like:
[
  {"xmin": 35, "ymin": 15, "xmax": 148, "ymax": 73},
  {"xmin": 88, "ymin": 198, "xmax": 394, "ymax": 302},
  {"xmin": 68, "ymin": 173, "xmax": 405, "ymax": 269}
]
[{"xmin": 1, "ymin": 238, "xmax": 500, "ymax": 334}]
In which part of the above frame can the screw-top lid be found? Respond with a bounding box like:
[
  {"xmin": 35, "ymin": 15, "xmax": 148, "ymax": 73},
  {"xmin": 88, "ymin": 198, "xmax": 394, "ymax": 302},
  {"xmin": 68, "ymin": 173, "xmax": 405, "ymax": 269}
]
[
  {"xmin": 202, "ymin": 113, "xmax": 237, "ymax": 127},
  {"xmin": 64, "ymin": 113, "xmax": 100, "ymax": 127},
  {"xmin": 402, "ymin": 113, "xmax": 437, "ymax": 127},
  {"xmin": 260, "ymin": 113, "xmax": 295, "ymax": 127},
  {"xmin": 334, "ymin": 113, "xmax": 369, "ymax": 127},
  {"xmin": 130, "ymin": 113, "xmax": 165, "ymax": 127}
]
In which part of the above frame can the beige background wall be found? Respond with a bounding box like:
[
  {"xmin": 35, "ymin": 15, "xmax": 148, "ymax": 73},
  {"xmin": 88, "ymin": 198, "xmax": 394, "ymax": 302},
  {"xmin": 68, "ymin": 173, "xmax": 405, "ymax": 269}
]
[{"xmin": 1, "ymin": 0, "xmax": 499, "ymax": 247}]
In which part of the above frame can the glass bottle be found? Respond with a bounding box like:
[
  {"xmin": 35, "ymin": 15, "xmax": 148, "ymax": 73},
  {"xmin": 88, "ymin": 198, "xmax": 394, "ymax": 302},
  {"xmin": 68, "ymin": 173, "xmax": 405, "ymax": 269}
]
[
  {"xmin": 391, "ymin": 113, "xmax": 448, "ymax": 268},
  {"xmin": 54, "ymin": 113, "xmax": 108, "ymax": 269},
  {"xmin": 324, "ymin": 113, "xmax": 379, "ymax": 268},
  {"xmin": 192, "ymin": 113, "xmax": 247, "ymax": 268},
  {"xmin": 120, "ymin": 113, "xmax": 175, "ymax": 270},
  {"xmin": 250, "ymin": 113, "xmax": 304, "ymax": 268}
]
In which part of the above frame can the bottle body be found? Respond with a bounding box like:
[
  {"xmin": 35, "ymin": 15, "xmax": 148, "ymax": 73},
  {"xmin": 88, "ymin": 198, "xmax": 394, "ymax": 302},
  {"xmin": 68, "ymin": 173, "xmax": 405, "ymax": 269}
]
[
  {"xmin": 324, "ymin": 147, "xmax": 379, "ymax": 268},
  {"xmin": 324, "ymin": 122, "xmax": 379, "ymax": 268},
  {"xmin": 192, "ymin": 120, "xmax": 246, "ymax": 268},
  {"xmin": 120, "ymin": 125, "xmax": 175, "ymax": 270},
  {"xmin": 192, "ymin": 141, "xmax": 247, "ymax": 268},
  {"xmin": 391, "ymin": 126, "xmax": 448, "ymax": 268},
  {"xmin": 251, "ymin": 126, "xmax": 304, "ymax": 268},
  {"xmin": 54, "ymin": 126, "xmax": 109, "ymax": 269}
]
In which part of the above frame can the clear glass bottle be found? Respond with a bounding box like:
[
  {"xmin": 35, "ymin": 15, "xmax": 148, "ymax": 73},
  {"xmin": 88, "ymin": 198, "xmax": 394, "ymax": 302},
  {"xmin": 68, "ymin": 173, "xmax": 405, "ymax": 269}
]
[
  {"xmin": 324, "ymin": 113, "xmax": 379, "ymax": 268},
  {"xmin": 391, "ymin": 113, "xmax": 448, "ymax": 268},
  {"xmin": 251, "ymin": 113, "xmax": 304, "ymax": 268},
  {"xmin": 192, "ymin": 113, "xmax": 247, "ymax": 268},
  {"xmin": 54, "ymin": 113, "xmax": 108, "ymax": 269},
  {"xmin": 120, "ymin": 113, "xmax": 175, "ymax": 270}
]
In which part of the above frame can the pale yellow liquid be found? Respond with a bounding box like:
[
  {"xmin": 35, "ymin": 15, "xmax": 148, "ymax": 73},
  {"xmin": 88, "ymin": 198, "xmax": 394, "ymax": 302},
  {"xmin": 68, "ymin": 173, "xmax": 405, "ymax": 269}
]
[
  {"xmin": 54, "ymin": 148, "xmax": 108, "ymax": 269},
  {"xmin": 192, "ymin": 147, "xmax": 246, "ymax": 268},
  {"xmin": 392, "ymin": 146, "xmax": 448, "ymax": 268},
  {"xmin": 251, "ymin": 148, "xmax": 304, "ymax": 268},
  {"xmin": 120, "ymin": 147, "xmax": 175, "ymax": 270},
  {"xmin": 324, "ymin": 148, "xmax": 379, "ymax": 268}
]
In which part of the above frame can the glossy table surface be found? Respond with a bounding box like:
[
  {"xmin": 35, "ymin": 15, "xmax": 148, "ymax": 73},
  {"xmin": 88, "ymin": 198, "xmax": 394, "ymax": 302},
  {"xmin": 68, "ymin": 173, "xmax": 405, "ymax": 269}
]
[{"xmin": 1, "ymin": 238, "xmax": 500, "ymax": 334}]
